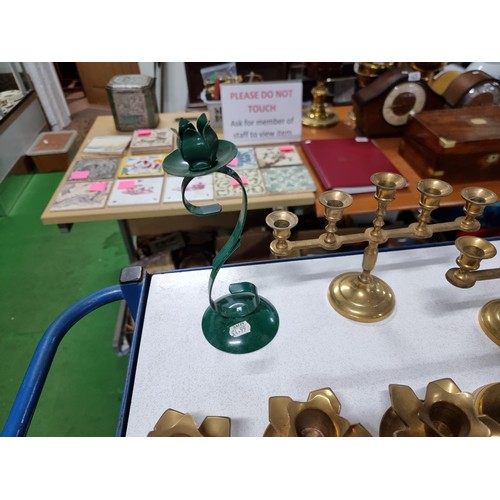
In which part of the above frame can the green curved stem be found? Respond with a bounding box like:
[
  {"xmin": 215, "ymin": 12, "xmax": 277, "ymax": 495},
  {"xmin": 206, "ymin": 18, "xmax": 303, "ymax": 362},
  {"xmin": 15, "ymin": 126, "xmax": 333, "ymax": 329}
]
[{"xmin": 180, "ymin": 166, "xmax": 260, "ymax": 318}]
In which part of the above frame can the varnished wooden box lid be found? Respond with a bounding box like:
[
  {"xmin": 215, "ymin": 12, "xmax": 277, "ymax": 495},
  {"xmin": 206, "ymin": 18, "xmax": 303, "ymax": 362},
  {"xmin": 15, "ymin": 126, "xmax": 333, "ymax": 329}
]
[{"xmin": 404, "ymin": 105, "xmax": 500, "ymax": 154}]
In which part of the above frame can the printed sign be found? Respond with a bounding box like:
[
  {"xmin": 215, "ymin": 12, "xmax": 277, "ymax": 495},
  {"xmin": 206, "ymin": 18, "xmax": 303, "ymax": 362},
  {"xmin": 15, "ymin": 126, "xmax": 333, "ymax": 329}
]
[{"xmin": 220, "ymin": 81, "xmax": 303, "ymax": 146}]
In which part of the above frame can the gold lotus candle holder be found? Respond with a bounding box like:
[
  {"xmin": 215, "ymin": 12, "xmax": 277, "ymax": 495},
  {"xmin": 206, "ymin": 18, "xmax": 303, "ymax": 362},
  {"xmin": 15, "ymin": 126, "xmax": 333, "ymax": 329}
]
[
  {"xmin": 147, "ymin": 409, "xmax": 231, "ymax": 437},
  {"xmin": 379, "ymin": 378, "xmax": 498, "ymax": 437},
  {"xmin": 446, "ymin": 235, "xmax": 500, "ymax": 345},
  {"xmin": 266, "ymin": 173, "xmax": 498, "ymax": 323},
  {"xmin": 263, "ymin": 387, "xmax": 371, "ymax": 437},
  {"xmin": 473, "ymin": 383, "xmax": 500, "ymax": 435}
]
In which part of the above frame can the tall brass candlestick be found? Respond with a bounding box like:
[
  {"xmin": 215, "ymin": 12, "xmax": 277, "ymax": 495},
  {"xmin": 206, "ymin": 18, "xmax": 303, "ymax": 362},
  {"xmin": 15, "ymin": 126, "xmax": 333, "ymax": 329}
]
[{"xmin": 328, "ymin": 172, "xmax": 407, "ymax": 322}]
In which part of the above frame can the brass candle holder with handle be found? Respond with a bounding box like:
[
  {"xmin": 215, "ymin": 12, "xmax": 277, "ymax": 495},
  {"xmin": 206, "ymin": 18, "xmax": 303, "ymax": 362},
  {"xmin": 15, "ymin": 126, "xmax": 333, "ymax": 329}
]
[
  {"xmin": 446, "ymin": 235, "xmax": 500, "ymax": 345},
  {"xmin": 266, "ymin": 173, "xmax": 498, "ymax": 323}
]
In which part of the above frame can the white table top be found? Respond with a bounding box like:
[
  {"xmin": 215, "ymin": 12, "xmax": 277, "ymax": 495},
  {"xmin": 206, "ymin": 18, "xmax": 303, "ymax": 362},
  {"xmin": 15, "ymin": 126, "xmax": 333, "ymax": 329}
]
[{"xmin": 125, "ymin": 241, "xmax": 500, "ymax": 437}]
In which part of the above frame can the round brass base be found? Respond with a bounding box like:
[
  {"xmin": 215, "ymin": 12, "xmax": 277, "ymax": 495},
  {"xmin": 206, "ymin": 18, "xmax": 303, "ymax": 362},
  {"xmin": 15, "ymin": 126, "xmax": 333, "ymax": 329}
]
[
  {"xmin": 302, "ymin": 109, "xmax": 338, "ymax": 128},
  {"xmin": 479, "ymin": 299, "xmax": 500, "ymax": 346},
  {"xmin": 328, "ymin": 272, "xmax": 395, "ymax": 322}
]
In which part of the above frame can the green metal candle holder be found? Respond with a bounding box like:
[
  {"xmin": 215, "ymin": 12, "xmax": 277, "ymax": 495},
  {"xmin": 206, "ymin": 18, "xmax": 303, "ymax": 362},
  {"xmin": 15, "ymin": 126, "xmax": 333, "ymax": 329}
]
[{"xmin": 163, "ymin": 114, "xmax": 279, "ymax": 354}]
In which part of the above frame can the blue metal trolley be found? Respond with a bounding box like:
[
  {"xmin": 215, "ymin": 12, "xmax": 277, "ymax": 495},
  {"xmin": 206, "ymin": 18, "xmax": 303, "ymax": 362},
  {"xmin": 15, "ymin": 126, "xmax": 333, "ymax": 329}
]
[{"xmin": 1, "ymin": 266, "xmax": 148, "ymax": 437}]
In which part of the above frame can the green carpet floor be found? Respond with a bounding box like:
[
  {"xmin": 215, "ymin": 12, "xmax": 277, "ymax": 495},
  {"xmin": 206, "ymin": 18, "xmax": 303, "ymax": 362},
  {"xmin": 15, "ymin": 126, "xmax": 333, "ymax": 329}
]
[{"xmin": 0, "ymin": 172, "xmax": 130, "ymax": 436}]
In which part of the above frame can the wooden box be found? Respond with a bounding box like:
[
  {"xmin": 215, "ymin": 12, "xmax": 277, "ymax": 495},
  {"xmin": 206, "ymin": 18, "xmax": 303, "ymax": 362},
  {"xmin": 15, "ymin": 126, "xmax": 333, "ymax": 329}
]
[
  {"xmin": 26, "ymin": 130, "xmax": 78, "ymax": 172},
  {"xmin": 398, "ymin": 105, "xmax": 500, "ymax": 183}
]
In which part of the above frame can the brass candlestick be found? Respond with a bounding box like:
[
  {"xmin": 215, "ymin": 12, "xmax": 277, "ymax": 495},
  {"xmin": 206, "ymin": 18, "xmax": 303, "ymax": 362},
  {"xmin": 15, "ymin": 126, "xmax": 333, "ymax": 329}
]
[
  {"xmin": 446, "ymin": 235, "xmax": 500, "ymax": 345},
  {"xmin": 302, "ymin": 63, "xmax": 343, "ymax": 128},
  {"xmin": 266, "ymin": 172, "xmax": 498, "ymax": 323},
  {"xmin": 302, "ymin": 80, "xmax": 339, "ymax": 128}
]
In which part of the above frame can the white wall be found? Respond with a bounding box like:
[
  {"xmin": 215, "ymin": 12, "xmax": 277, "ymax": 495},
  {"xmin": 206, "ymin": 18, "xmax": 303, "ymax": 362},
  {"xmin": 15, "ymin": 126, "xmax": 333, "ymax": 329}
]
[
  {"xmin": 0, "ymin": 97, "xmax": 47, "ymax": 183},
  {"xmin": 138, "ymin": 62, "xmax": 188, "ymax": 113},
  {"xmin": 163, "ymin": 62, "xmax": 188, "ymax": 112}
]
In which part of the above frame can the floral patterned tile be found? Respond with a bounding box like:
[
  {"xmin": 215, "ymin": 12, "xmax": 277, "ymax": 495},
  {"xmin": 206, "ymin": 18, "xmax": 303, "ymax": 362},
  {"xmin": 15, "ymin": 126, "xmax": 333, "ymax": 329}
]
[
  {"xmin": 163, "ymin": 174, "xmax": 213, "ymax": 203},
  {"xmin": 261, "ymin": 165, "xmax": 316, "ymax": 193},
  {"xmin": 227, "ymin": 147, "xmax": 259, "ymax": 169},
  {"xmin": 214, "ymin": 168, "xmax": 267, "ymax": 198},
  {"xmin": 254, "ymin": 144, "xmax": 303, "ymax": 168}
]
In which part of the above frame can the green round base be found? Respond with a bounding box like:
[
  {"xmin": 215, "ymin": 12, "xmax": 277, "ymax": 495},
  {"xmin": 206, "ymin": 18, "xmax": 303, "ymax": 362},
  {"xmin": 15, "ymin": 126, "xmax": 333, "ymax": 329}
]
[{"xmin": 202, "ymin": 296, "xmax": 279, "ymax": 354}]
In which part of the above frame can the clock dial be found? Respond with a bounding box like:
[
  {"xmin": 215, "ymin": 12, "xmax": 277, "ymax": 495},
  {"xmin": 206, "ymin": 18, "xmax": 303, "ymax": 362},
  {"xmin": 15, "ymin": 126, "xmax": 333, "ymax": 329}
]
[
  {"xmin": 382, "ymin": 82, "xmax": 426, "ymax": 126},
  {"xmin": 351, "ymin": 67, "xmax": 445, "ymax": 137},
  {"xmin": 461, "ymin": 81, "xmax": 500, "ymax": 106},
  {"xmin": 443, "ymin": 70, "xmax": 500, "ymax": 108}
]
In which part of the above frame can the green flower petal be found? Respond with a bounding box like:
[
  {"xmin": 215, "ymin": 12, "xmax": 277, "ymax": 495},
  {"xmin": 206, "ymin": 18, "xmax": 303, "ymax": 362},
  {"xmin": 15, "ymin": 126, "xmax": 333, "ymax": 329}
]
[
  {"xmin": 180, "ymin": 128, "xmax": 211, "ymax": 171},
  {"xmin": 196, "ymin": 113, "xmax": 208, "ymax": 133},
  {"xmin": 202, "ymin": 122, "xmax": 218, "ymax": 165}
]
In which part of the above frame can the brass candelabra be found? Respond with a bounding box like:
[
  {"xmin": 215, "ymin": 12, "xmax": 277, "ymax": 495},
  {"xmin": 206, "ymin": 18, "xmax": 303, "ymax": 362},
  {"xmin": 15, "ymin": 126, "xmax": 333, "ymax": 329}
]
[
  {"xmin": 446, "ymin": 235, "xmax": 500, "ymax": 345},
  {"xmin": 266, "ymin": 172, "xmax": 498, "ymax": 323}
]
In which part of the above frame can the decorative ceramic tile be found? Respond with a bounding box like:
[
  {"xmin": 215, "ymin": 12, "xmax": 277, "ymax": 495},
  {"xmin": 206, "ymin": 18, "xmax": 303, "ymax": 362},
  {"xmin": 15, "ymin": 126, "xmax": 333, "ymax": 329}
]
[
  {"xmin": 254, "ymin": 144, "xmax": 303, "ymax": 168},
  {"xmin": 130, "ymin": 128, "xmax": 174, "ymax": 154},
  {"xmin": 68, "ymin": 158, "xmax": 120, "ymax": 181},
  {"xmin": 163, "ymin": 175, "xmax": 214, "ymax": 203},
  {"xmin": 81, "ymin": 135, "xmax": 131, "ymax": 157},
  {"xmin": 261, "ymin": 165, "xmax": 316, "ymax": 193},
  {"xmin": 107, "ymin": 177, "xmax": 164, "ymax": 206},
  {"xmin": 50, "ymin": 181, "xmax": 111, "ymax": 211},
  {"xmin": 117, "ymin": 154, "xmax": 165, "ymax": 178},
  {"xmin": 214, "ymin": 168, "xmax": 267, "ymax": 198},
  {"xmin": 227, "ymin": 147, "xmax": 258, "ymax": 169}
]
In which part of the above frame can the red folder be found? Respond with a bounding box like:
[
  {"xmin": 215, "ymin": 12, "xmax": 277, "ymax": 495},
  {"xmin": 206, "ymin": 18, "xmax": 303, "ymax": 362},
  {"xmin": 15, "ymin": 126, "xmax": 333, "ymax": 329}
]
[{"xmin": 301, "ymin": 138, "xmax": 401, "ymax": 193}]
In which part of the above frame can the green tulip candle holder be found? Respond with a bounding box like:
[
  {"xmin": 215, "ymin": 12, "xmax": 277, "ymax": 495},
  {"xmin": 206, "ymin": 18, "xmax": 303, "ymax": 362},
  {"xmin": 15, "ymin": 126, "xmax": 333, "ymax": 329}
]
[{"xmin": 163, "ymin": 114, "xmax": 279, "ymax": 354}]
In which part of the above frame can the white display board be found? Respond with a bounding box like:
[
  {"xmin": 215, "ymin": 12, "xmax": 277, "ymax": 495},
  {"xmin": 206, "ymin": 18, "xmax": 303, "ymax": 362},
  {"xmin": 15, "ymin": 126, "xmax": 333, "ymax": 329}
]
[
  {"xmin": 125, "ymin": 242, "xmax": 500, "ymax": 437},
  {"xmin": 220, "ymin": 81, "xmax": 303, "ymax": 146}
]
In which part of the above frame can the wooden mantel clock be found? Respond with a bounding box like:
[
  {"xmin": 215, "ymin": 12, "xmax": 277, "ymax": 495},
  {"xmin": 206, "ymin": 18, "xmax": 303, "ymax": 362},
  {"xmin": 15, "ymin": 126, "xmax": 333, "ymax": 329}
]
[
  {"xmin": 442, "ymin": 70, "xmax": 500, "ymax": 108},
  {"xmin": 352, "ymin": 67, "xmax": 445, "ymax": 137}
]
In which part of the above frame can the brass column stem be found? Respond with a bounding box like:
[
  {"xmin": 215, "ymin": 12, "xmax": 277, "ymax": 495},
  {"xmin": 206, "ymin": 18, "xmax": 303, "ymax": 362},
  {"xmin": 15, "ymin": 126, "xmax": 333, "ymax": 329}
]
[
  {"xmin": 359, "ymin": 199, "xmax": 389, "ymax": 283},
  {"xmin": 324, "ymin": 212, "xmax": 341, "ymax": 244},
  {"xmin": 415, "ymin": 205, "xmax": 434, "ymax": 233},
  {"xmin": 359, "ymin": 241, "xmax": 379, "ymax": 284}
]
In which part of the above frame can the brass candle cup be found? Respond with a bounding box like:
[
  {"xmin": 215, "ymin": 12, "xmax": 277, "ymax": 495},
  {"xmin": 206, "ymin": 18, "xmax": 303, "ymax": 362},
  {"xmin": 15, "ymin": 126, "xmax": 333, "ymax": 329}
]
[
  {"xmin": 415, "ymin": 178, "xmax": 453, "ymax": 236},
  {"xmin": 266, "ymin": 210, "xmax": 299, "ymax": 256},
  {"xmin": 318, "ymin": 189, "xmax": 353, "ymax": 216},
  {"xmin": 371, "ymin": 171, "xmax": 407, "ymax": 202},
  {"xmin": 460, "ymin": 187, "xmax": 498, "ymax": 230},
  {"xmin": 417, "ymin": 178, "xmax": 453, "ymax": 208},
  {"xmin": 319, "ymin": 189, "xmax": 353, "ymax": 245},
  {"xmin": 446, "ymin": 236, "xmax": 497, "ymax": 288}
]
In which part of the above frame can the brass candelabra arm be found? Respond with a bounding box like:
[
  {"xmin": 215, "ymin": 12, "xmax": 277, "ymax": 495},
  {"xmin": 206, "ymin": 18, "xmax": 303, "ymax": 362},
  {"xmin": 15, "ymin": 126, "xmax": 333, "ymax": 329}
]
[
  {"xmin": 446, "ymin": 235, "xmax": 500, "ymax": 346},
  {"xmin": 268, "ymin": 228, "xmax": 375, "ymax": 257},
  {"xmin": 446, "ymin": 266, "xmax": 500, "ymax": 288},
  {"xmin": 445, "ymin": 236, "xmax": 498, "ymax": 289}
]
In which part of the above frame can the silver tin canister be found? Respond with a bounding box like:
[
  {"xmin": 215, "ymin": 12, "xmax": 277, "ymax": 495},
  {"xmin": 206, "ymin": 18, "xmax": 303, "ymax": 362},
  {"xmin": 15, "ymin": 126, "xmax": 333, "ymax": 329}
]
[{"xmin": 106, "ymin": 74, "xmax": 159, "ymax": 131}]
